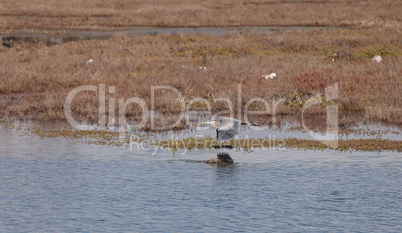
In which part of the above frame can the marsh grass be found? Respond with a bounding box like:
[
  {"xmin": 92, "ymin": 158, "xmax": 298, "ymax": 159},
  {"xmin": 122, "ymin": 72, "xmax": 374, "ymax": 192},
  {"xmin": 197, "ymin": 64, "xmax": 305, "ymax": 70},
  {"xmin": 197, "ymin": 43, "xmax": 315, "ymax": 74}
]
[
  {"xmin": 0, "ymin": 0, "xmax": 401, "ymax": 33},
  {"xmin": 1, "ymin": 28, "xmax": 401, "ymax": 127}
]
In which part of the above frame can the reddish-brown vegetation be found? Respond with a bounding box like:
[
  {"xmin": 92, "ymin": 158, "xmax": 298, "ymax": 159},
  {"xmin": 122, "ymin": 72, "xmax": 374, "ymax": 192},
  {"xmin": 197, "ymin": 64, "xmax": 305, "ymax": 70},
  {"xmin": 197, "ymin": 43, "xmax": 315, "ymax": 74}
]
[
  {"xmin": 0, "ymin": 0, "xmax": 401, "ymax": 33},
  {"xmin": 0, "ymin": 28, "xmax": 401, "ymax": 128}
]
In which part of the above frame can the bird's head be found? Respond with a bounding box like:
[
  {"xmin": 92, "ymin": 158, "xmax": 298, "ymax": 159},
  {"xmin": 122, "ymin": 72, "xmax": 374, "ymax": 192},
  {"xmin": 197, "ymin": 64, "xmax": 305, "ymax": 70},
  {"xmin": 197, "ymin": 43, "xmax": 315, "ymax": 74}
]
[{"xmin": 200, "ymin": 120, "xmax": 220, "ymax": 129}]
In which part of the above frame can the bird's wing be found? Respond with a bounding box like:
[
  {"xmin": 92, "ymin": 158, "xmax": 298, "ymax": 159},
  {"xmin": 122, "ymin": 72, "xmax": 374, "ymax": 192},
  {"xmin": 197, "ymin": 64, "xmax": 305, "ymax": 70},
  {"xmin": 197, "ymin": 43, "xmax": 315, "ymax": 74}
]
[
  {"xmin": 217, "ymin": 127, "xmax": 238, "ymax": 142},
  {"xmin": 217, "ymin": 117, "xmax": 240, "ymax": 142}
]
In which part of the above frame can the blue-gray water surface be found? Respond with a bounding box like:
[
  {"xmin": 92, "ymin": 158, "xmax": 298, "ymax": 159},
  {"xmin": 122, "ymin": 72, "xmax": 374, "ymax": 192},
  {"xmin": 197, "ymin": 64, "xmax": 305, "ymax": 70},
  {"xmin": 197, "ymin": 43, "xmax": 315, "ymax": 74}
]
[{"xmin": 1, "ymin": 124, "xmax": 401, "ymax": 232}]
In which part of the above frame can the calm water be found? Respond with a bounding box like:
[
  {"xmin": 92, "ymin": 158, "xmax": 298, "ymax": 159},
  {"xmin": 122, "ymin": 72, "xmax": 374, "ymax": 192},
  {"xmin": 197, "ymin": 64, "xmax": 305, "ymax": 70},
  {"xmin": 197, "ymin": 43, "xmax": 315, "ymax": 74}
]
[
  {"xmin": 2, "ymin": 26, "xmax": 341, "ymax": 47},
  {"xmin": 1, "ymin": 124, "xmax": 401, "ymax": 232}
]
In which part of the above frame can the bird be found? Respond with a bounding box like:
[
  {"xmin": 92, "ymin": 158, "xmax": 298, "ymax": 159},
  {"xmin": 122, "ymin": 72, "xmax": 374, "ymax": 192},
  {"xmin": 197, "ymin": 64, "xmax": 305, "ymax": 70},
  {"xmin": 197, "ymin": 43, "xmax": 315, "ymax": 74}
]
[
  {"xmin": 201, "ymin": 116, "xmax": 243, "ymax": 142},
  {"xmin": 200, "ymin": 117, "xmax": 259, "ymax": 164},
  {"xmin": 262, "ymin": 73, "xmax": 276, "ymax": 79},
  {"xmin": 372, "ymin": 55, "xmax": 382, "ymax": 63}
]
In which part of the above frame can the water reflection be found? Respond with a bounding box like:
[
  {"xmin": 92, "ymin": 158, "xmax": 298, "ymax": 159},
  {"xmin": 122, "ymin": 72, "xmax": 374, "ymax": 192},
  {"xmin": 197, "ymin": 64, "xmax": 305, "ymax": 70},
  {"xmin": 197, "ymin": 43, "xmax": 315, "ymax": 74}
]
[{"xmin": 213, "ymin": 163, "xmax": 239, "ymax": 181}]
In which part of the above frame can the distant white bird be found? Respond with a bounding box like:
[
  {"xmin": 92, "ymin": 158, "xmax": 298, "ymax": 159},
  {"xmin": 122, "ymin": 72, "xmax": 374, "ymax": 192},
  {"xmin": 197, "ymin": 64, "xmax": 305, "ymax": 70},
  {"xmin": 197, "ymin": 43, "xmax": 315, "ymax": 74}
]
[
  {"xmin": 199, "ymin": 66, "xmax": 207, "ymax": 71},
  {"xmin": 332, "ymin": 53, "xmax": 337, "ymax": 62},
  {"xmin": 86, "ymin": 59, "xmax": 94, "ymax": 64},
  {"xmin": 262, "ymin": 73, "xmax": 276, "ymax": 79},
  {"xmin": 372, "ymin": 55, "xmax": 382, "ymax": 63}
]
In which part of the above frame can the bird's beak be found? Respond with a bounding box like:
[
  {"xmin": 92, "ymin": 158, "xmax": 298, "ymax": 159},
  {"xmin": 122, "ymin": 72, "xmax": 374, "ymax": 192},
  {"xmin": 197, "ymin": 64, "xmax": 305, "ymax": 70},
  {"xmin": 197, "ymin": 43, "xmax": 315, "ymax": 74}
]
[{"xmin": 200, "ymin": 121, "xmax": 211, "ymax": 125}]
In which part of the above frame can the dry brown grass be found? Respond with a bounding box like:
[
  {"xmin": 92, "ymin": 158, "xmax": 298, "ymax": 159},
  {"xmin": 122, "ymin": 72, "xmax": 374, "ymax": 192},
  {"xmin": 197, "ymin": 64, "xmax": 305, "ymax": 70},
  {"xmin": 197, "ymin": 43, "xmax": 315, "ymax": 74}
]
[
  {"xmin": 0, "ymin": 0, "xmax": 401, "ymax": 33},
  {"xmin": 0, "ymin": 28, "xmax": 401, "ymax": 128}
]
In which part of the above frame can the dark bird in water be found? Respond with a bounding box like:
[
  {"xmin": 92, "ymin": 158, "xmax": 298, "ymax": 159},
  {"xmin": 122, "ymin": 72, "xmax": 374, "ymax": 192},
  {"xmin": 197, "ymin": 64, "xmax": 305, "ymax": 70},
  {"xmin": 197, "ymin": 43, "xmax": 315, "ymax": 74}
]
[{"xmin": 200, "ymin": 117, "xmax": 259, "ymax": 164}]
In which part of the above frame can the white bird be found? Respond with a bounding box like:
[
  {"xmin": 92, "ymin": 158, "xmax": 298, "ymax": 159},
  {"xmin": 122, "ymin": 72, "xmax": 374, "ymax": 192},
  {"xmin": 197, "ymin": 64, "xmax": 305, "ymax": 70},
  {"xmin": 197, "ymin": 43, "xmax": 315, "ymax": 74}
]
[
  {"xmin": 372, "ymin": 55, "xmax": 382, "ymax": 63},
  {"xmin": 199, "ymin": 66, "xmax": 207, "ymax": 71},
  {"xmin": 332, "ymin": 53, "xmax": 337, "ymax": 62},
  {"xmin": 262, "ymin": 73, "xmax": 276, "ymax": 79}
]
